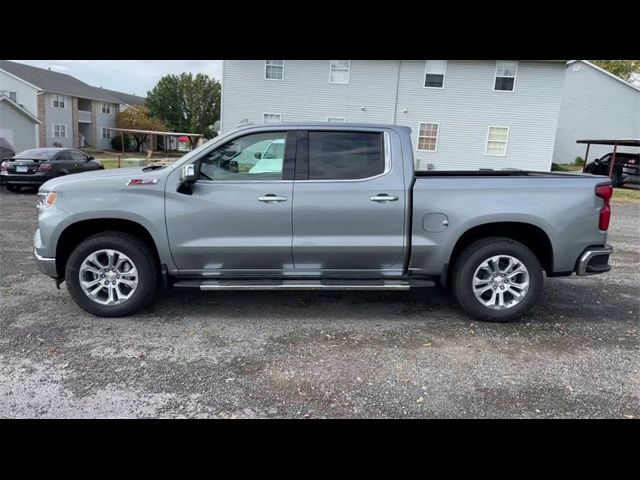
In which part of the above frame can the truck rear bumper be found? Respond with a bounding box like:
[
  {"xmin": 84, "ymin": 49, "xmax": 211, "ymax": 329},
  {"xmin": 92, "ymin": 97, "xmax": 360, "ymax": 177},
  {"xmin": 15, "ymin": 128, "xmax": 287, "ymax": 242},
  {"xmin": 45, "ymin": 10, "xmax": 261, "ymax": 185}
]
[{"xmin": 576, "ymin": 244, "xmax": 613, "ymax": 276}]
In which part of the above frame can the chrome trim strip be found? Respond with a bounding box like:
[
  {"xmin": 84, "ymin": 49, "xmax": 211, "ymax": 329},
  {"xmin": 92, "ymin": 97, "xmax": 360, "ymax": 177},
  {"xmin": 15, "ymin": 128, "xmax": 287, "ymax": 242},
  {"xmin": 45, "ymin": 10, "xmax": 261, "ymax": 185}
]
[
  {"xmin": 34, "ymin": 249, "xmax": 58, "ymax": 278},
  {"xmin": 191, "ymin": 129, "xmax": 393, "ymax": 185},
  {"xmin": 296, "ymin": 131, "xmax": 393, "ymax": 183},
  {"xmin": 199, "ymin": 283, "xmax": 410, "ymax": 291},
  {"xmin": 576, "ymin": 245, "xmax": 613, "ymax": 276}
]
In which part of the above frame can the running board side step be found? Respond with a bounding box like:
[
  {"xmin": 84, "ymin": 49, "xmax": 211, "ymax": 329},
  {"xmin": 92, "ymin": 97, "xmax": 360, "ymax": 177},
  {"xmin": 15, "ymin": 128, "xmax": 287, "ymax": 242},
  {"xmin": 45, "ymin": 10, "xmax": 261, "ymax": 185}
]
[{"xmin": 172, "ymin": 279, "xmax": 435, "ymax": 291}]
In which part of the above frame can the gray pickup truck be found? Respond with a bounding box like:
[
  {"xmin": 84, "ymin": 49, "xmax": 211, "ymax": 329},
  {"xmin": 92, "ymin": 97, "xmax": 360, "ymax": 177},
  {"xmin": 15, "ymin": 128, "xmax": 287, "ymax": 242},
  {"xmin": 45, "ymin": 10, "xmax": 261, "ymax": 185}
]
[{"xmin": 33, "ymin": 123, "xmax": 614, "ymax": 322}]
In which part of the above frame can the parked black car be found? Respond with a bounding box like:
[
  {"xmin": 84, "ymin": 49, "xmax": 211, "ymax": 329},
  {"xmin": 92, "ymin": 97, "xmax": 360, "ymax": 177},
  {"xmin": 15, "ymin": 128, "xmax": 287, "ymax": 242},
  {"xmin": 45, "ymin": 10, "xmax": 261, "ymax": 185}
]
[
  {"xmin": 584, "ymin": 152, "xmax": 639, "ymax": 187},
  {"xmin": 0, "ymin": 148, "xmax": 104, "ymax": 192}
]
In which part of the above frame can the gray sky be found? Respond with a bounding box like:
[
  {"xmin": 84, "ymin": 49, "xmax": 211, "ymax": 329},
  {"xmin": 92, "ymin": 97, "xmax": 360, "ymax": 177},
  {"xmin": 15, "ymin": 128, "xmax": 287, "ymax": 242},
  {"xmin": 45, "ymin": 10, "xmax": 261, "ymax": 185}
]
[{"xmin": 13, "ymin": 60, "xmax": 223, "ymax": 97}]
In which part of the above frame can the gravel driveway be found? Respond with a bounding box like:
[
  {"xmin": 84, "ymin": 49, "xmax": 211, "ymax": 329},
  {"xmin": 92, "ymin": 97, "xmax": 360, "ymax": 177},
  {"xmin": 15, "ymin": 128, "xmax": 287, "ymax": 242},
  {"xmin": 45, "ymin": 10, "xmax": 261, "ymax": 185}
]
[{"xmin": 0, "ymin": 187, "xmax": 638, "ymax": 418}]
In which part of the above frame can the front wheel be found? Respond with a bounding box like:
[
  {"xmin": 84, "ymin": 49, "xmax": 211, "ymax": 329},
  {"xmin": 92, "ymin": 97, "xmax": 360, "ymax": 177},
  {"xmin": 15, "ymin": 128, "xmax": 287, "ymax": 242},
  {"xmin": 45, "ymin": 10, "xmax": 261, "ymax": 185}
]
[
  {"xmin": 65, "ymin": 231, "xmax": 160, "ymax": 317},
  {"xmin": 451, "ymin": 237, "xmax": 543, "ymax": 322}
]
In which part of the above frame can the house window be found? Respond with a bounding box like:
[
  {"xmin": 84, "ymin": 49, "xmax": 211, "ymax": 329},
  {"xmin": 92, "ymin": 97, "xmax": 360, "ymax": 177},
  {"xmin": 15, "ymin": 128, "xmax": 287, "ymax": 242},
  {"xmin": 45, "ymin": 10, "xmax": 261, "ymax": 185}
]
[
  {"xmin": 326, "ymin": 116, "xmax": 346, "ymax": 122},
  {"xmin": 494, "ymin": 61, "xmax": 518, "ymax": 91},
  {"xmin": 9, "ymin": 91, "xmax": 17, "ymax": 102},
  {"xmin": 52, "ymin": 95, "xmax": 65, "ymax": 108},
  {"xmin": 417, "ymin": 123, "xmax": 439, "ymax": 152},
  {"xmin": 424, "ymin": 60, "xmax": 447, "ymax": 88},
  {"xmin": 329, "ymin": 60, "xmax": 350, "ymax": 84},
  {"xmin": 486, "ymin": 126, "xmax": 509, "ymax": 156},
  {"xmin": 101, "ymin": 128, "xmax": 113, "ymax": 139},
  {"xmin": 53, "ymin": 124, "xmax": 67, "ymax": 138},
  {"xmin": 263, "ymin": 113, "xmax": 282, "ymax": 123},
  {"xmin": 265, "ymin": 60, "xmax": 284, "ymax": 80},
  {"xmin": 101, "ymin": 103, "xmax": 112, "ymax": 114}
]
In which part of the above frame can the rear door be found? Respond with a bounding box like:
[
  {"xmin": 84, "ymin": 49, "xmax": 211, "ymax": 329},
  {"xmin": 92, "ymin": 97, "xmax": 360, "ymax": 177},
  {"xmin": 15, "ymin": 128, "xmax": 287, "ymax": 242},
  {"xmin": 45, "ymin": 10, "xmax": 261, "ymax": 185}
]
[{"xmin": 291, "ymin": 128, "xmax": 407, "ymax": 275}]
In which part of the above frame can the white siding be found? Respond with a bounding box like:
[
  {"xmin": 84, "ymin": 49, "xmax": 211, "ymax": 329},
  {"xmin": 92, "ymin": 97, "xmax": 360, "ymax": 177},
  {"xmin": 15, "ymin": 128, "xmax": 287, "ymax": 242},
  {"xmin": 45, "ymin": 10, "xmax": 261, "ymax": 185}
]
[
  {"xmin": 553, "ymin": 62, "xmax": 640, "ymax": 164},
  {"xmin": 95, "ymin": 102, "xmax": 118, "ymax": 149},
  {"xmin": 44, "ymin": 93, "xmax": 73, "ymax": 147},
  {"xmin": 222, "ymin": 60, "xmax": 399, "ymax": 130},
  {"xmin": 397, "ymin": 60, "xmax": 564, "ymax": 171},
  {"xmin": 0, "ymin": 70, "xmax": 39, "ymax": 116},
  {"xmin": 221, "ymin": 60, "xmax": 565, "ymax": 171},
  {"xmin": 0, "ymin": 103, "xmax": 37, "ymax": 152}
]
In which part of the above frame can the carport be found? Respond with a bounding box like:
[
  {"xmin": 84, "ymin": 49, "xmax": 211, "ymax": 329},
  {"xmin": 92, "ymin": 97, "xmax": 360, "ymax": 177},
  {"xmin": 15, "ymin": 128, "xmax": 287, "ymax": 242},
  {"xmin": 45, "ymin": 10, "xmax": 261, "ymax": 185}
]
[
  {"xmin": 578, "ymin": 139, "xmax": 640, "ymax": 177},
  {"xmin": 107, "ymin": 127, "xmax": 203, "ymax": 156}
]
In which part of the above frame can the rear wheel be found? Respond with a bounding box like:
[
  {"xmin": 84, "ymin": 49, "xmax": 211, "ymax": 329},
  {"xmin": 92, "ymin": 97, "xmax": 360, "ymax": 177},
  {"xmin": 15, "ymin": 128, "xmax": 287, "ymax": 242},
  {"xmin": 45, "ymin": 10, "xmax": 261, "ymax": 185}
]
[
  {"xmin": 6, "ymin": 185, "xmax": 21, "ymax": 192},
  {"xmin": 65, "ymin": 231, "xmax": 160, "ymax": 317},
  {"xmin": 611, "ymin": 169, "xmax": 624, "ymax": 188},
  {"xmin": 452, "ymin": 237, "xmax": 543, "ymax": 322}
]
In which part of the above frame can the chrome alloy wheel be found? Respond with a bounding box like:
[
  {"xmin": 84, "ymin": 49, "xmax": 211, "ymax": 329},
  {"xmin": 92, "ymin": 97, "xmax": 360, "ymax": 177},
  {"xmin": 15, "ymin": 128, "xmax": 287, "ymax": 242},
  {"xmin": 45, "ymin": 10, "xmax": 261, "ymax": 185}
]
[
  {"xmin": 472, "ymin": 255, "xmax": 530, "ymax": 310},
  {"xmin": 78, "ymin": 249, "xmax": 138, "ymax": 306}
]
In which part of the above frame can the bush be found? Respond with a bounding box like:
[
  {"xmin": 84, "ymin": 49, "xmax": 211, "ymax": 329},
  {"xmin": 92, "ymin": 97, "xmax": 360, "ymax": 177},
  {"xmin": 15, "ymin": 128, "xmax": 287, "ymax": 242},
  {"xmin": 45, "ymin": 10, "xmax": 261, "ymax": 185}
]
[
  {"xmin": 111, "ymin": 134, "xmax": 132, "ymax": 151},
  {"xmin": 574, "ymin": 156, "xmax": 585, "ymax": 166}
]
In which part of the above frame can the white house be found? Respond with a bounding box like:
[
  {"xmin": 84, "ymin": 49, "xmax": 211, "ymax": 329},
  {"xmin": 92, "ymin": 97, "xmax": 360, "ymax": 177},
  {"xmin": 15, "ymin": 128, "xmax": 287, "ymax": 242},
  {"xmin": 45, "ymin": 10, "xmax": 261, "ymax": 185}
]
[
  {"xmin": 221, "ymin": 60, "xmax": 567, "ymax": 171},
  {"xmin": 553, "ymin": 60, "xmax": 640, "ymax": 164},
  {"xmin": 0, "ymin": 65, "xmax": 41, "ymax": 152}
]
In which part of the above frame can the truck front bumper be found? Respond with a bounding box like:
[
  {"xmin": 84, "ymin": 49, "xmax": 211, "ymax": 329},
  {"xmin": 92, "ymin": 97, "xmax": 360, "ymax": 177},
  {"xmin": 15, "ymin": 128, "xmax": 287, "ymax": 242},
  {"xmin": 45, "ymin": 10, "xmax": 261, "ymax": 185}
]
[
  {"xmin": 34, "ymin": 248, "xmax": 58, "ymax": 278},
  {"xmin": 576, "ymin": 244, "xmax": 613, "ymax": 276}
]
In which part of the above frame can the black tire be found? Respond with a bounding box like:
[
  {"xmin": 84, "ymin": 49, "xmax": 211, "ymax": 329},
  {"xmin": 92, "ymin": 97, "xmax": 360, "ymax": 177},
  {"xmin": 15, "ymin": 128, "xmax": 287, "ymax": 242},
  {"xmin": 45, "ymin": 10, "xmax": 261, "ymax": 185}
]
[
  {"xmin": 6, "ymin": 185, "xmax": 21, "ymax": 192},
  {"xmin": 451, "ymin": 237, "xmax": 543, "ymax": 323},
  {"xmin": 65, "ymin": 231, "xmax": 160, "ymax": 317},
  {"xmin": 611, "ymin": 166, "xmax": 624, "ymax": 188}
]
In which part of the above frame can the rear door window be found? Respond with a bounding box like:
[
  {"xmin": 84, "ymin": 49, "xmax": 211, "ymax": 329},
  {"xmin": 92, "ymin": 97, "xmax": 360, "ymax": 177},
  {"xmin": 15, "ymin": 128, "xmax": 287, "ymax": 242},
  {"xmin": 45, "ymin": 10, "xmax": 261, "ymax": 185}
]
[{"xmin": 307, "ymin": 131, "xmax": 384, "ymax": 180}]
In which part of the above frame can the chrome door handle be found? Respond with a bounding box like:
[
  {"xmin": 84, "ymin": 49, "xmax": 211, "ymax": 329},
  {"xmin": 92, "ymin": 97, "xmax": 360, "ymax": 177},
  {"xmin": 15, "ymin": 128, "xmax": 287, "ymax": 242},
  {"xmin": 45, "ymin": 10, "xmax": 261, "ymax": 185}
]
[
  {"xmin": 258, "ymin": 194, "xmax": 288, "ymax": 203},
  {"xmin": 370, "ymin": 194, "xmax": 399, "ymax": 202}
]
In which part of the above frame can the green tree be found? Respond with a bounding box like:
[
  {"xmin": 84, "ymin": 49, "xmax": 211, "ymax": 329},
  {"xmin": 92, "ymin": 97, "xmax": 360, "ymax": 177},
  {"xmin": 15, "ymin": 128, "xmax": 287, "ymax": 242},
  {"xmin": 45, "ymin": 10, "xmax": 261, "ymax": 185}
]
[
  {"xmin": 145, "ymin": 73, "xmax": 221, "ymax": 145},
  {"xmin": 116, "ymin": 105, "xmax": 167, "ymax": 151},
  {"xmin": 591, "ymin": 60, "xmax": 640, "ymax": 84}
]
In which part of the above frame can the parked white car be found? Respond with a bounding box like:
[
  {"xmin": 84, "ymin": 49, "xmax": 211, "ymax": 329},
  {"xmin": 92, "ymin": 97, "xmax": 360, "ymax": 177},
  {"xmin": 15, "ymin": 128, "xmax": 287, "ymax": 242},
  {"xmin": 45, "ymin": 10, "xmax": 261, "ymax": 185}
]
[{"xmin": 249, "ymin": 139, "xmax": 285, "ymax": 174}]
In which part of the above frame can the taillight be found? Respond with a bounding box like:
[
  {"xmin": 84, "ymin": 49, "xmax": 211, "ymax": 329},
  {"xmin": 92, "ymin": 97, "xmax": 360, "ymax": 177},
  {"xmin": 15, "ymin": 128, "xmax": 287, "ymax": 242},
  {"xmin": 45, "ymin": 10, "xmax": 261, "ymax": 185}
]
[
  {"xmin": 37, "ymin": 162, "xmax": 52, "ymax": 173},
  {"xmin": 595, "ymin": 184, "xmax": 613, "ymax": 231},
  {"xmin": 0, "ymin": 161, "xmax": 6, "ymax": 174}
]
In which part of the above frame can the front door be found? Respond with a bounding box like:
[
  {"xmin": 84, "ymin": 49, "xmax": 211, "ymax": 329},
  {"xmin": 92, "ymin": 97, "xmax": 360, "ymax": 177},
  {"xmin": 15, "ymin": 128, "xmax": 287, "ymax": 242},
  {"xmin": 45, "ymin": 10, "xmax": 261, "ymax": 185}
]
[
  {"xmin": 291, "ymin": 129, "xmax": 407, "ymax": 275},
  {"xmin": 69, "ymin": 150, "xmax": 93, "ymax": 172},
  {"xmin": 53, "ymin": 150, "xmax": 78, "ymax": 174},
  {"xmin": 165, "ymin": 130, "xmax": 295, "ymax": 276}
]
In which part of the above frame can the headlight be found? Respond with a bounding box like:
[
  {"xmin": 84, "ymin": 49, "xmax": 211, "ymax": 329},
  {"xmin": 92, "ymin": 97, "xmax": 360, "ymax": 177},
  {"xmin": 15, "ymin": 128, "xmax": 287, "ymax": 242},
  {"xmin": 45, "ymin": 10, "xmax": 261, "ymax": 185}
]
[{"xmin": 37, "ymin": 191, "xmax": 57, "ymax": 208}]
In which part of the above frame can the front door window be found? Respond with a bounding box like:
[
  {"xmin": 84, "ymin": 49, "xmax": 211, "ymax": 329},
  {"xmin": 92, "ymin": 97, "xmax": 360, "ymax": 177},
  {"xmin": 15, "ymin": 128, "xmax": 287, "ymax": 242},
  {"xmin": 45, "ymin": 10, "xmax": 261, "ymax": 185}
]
[{"xmin": 199, "ymin": 132, "xmax": 286, "ymax": 181}]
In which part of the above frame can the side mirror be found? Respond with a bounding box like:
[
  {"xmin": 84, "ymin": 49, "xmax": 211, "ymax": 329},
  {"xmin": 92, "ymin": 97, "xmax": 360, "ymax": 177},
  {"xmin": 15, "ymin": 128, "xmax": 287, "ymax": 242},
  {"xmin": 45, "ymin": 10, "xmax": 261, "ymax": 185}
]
[
  {"xmin": 88, "ymin": 155, "xmax": 95, "ymax": 161},
  {"xmin": 180, "ymin": 164, "xmax": 198, "ymax": 182},
  {"xmin": 254, "ymin": 152, "xmax": 262, "ymax": 160},
  {"xmin": 177, "ymin": 163, "xmax": 198, "ymax": 195}
]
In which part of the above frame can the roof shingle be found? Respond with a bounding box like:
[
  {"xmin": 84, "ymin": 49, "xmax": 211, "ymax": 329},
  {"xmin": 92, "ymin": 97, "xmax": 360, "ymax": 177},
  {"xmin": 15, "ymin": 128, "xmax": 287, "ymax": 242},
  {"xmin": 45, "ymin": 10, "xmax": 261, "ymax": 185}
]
[{"xmin": 0, "ymin": 60, "xmax": 122, "ymax": 103}]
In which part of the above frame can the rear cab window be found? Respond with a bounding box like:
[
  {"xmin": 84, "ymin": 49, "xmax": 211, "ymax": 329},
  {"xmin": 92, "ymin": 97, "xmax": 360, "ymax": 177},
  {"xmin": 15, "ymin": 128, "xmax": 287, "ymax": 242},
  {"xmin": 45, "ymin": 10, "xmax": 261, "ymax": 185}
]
[{"xmin": 307, "ymin": 131, "xmax": 385, "ymax": 180}]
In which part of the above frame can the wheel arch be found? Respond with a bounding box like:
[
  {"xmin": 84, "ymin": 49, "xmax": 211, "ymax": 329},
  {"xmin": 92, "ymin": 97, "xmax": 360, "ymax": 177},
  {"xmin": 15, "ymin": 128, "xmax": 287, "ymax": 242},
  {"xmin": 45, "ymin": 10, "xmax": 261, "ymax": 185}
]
[
  {"xmin": 55, "ymin": 218, "xmax": 161, "ymax": 279},
  {"xmin": 443, "ymin": 222, "xmax": 554, "ymax": 287}
]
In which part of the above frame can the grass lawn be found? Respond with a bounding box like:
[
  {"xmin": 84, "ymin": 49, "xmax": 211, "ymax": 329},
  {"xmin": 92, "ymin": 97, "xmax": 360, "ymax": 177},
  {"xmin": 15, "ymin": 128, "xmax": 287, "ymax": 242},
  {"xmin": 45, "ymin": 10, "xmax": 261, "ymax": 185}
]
[
  {"xmin": 613, "ymin": 187, "xmax": 640, "ymax": 203},
  {"xmin": 553, "ymin": 163, "xmax": 584, "ymax": 172},
  {"xmin": 82, "ymin": 149, "xmax": 184, "ymax": 170}
]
